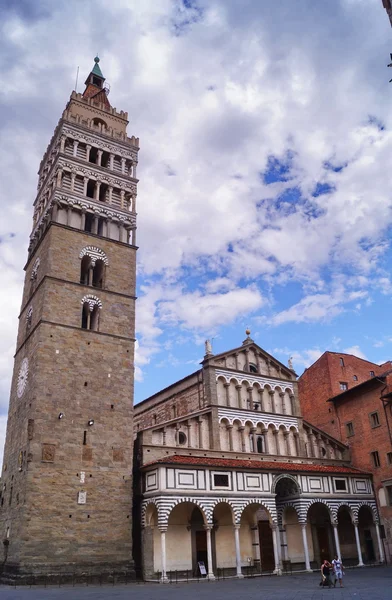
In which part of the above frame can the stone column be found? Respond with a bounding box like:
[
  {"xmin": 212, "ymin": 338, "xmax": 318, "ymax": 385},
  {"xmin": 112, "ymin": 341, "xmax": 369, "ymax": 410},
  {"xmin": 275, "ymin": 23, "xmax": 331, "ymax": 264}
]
[
  {"xmin": 247, "ymin": 387, "xmax": 254, "ymax": 410},
  {"xmin": 86, "ymin": 144, "xmax": 91, "ymax": 161},
  {"xmin": 256, "ymin": 353, "xmax": 261, "ymax": 373},
  {"xmin": 245, "ymin": 349, "xmax": 250, "ymax": 372},
  {"xmin": 258, "ymin": 389, "xmax": 264, "ymax": 411},
  {"xmin": 235, "ymin": 385, "xmax": 242, "ymax": 408},
  {"xmin": 238, "ymin": 426, "xmax": 246, "ymax": 452},
  {"xmin": 121, "ymin": 157, "xmax": 126, "ymax": 174},
  {"xmin": 289, "ymin": 394, "xmax": 295, "ymax": 416},
  {"xmin": 159, "ymin": 528, "xmax": 168, "ymax": 582},
  {"xmin": 198, "ymin": 417, "xmax": 203, "ymax": 449},
  {"xmin": 261, "ymin": 428, "xmax": 269, "ymax": 454},
  {"xmin": 186, "ymin": 422, "xmax": 192, "ymax": 448},
  {"xmin": 80, "ymin": 209, "xmax": 86, "ymax": 230},
  {"xmin": 354, "ymin": 523, "xmax": 364, "ymax": 566},
  {"xmin": 108, "ymin": 186, "xmax": 113, "ymax": 204},
  {"xmin": 293, "ymin": 432, "xmax": 300, "ymax": 457},
  {"xmin": 162, "ymin": 428, "xmax": 166, "ymax": 446},
  {"xmin": 133, "ymin": 162, "xmax": 137, "ymax": 178},
  {"xmin": 279, "ymin": 392, "xmax": 286, "ymax": 414},
  {"xmin": 333, "ymin": 524, "xmax": 341, "ymax": 561},
  {"xmin": 109, "ymin": 153, "xmax": 115, "ymax": 170},
  {"xmin": 269, "ymin": 390, "xmax": 276, "ymax": 413},
  {"xmin": 300, "ymin": 524, "xmax": 312, "ymax": 571},
  {"xmin": 92, "ymin": 215, "xmax": 98, "ymax": 235},
  {"xmin": 227, "ymin": 424, "xmax": 233, "ymax": 451},
  {"xmin": 66, "ymin": 206, "xmax": 72, "ymax": 226},
  {"xmin": 97, "ymin": 149, "xmax": 103, "ymax": 166},
  {"xmin": 224, "ymin": 383, "xmax": 231, "ymax": 407},
  {"xmin": 234, "ymin": 353, "xmax": 239, "ymax": 370},
  {"xmin": 120, "ymin": 190, "xmax": 125, "ymax": 209},
  {"xmin": 73, "ymin": 140, "xmax": 79, "ymax": 157},
  {"xmin": 56, "ymin": 168, "xmax": 63, "ymax": 188},
  {"xmin": 70, "ymin": 172, "xmax": 76, "ymax": 193},
  {"xmin": 83, "ymin": 177, "xmax": 88, "ymax": 196},
  {"xmin": 60, "ymin": 136, "xmax": 66, "ymax": 153},
  {"xmin": 95, "ymin": 181, "xmax": 101, "ymax": 201},
  {"xmin": 375, "ymin": 523, "xmax": 385, "ymax": 562},
  {"xmin": 205, "ymin": 526, "xmax": 215, "ymax": 580},
  {"xmin": 280, "ymin": 526, "xmax": 288, "ymax": 561},
  {"xmin": 283, "ymin": 431, "xmax": 291, "ymax": 456},
  {"xmin": 271, "ymin": 524, "xmax": 281, "ymax": 574},
  {"xmin": 273, "ymin": 429, "xmax": 280, "ymax": 455},
  {"xmin": 250, "ymin": 427, "xmax": 257, "ymax": 453},
  {"xmin": 234, "ymin": 525, "xmax": 243, "ymax": 578}
]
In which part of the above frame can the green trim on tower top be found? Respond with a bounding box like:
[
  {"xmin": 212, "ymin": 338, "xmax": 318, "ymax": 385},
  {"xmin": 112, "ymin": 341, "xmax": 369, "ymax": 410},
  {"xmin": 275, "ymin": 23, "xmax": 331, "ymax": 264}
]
[{"xmin": 91, "ymin": 56, "xmax": 104, "ymax": 79}]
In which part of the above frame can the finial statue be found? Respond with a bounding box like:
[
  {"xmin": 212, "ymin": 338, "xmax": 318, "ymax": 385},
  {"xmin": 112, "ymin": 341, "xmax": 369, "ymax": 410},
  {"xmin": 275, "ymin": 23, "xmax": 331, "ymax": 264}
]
[
  {"xmin": 245, "ymin": 328, "xmax": 251, "ymax": 337},
  {"xmin": 288, "ymin": 357, "xmax": 293, "ymax": 370},
  {"xmin": 205, "ymin": 339, "xmax": 212, "ymax": 355}
]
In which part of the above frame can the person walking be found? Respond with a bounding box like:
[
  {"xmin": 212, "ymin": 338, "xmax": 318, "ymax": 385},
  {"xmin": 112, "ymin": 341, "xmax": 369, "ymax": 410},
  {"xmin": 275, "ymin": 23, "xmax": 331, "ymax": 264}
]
[
  {"xmin": 332, "ymin": 555, "xmax": 344, "ymax": 588},
  {"xmin": 320, "ymin": 559, "xmax": 333, "ymax": 589}
]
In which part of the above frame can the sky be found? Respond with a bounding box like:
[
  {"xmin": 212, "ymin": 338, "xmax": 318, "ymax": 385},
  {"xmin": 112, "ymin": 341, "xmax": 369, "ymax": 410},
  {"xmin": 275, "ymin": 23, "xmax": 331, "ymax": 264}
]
[{"xmin": 1, "ymin": 0, "xmax": 392, "ymax": 464}]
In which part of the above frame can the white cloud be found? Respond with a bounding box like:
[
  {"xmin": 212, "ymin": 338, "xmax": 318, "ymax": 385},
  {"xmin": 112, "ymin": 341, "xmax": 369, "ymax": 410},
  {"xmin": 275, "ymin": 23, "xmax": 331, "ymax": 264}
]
[{"xmin": 343, "ymin": 345, "xmax": 368, "ymax": 360}]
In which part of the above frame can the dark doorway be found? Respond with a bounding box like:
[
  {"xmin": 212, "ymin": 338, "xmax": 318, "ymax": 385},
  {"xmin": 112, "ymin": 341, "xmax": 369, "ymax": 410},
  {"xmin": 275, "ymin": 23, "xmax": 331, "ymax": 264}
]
[
  {"xmin": 316, "ymin": 526, "xmax": 331, "ymax": 561},
  {"xmin": 258, "ymin": 521, "xmax": 275, "ymax": 571},
  {"xmin": 195, "ymin": 530, "xmax": 208, "ymax": 571},
  {"xmin": 364, "ymin": 530, "xmax": 375, "ymax": 562}
]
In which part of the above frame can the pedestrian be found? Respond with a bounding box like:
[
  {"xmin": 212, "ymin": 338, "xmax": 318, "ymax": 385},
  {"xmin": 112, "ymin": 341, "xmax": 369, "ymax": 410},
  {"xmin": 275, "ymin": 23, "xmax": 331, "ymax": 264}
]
[
  {"xmin": 331, "ymin": 555, "xmax": 344, "ymax": 588},
  {"xmin": 320, "ymin": 559, "xmax": 333, "ymax": 588}
]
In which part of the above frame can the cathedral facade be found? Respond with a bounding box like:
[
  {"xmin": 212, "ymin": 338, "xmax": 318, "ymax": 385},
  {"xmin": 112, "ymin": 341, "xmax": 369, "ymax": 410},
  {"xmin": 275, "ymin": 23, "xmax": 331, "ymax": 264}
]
[
  {"xmin": 134, "ymin": 334, "xmax": 384, "ymax": 581},
  {"xmin": 0, "ymin": 58, "xmax": 138, "ymax": 579}
]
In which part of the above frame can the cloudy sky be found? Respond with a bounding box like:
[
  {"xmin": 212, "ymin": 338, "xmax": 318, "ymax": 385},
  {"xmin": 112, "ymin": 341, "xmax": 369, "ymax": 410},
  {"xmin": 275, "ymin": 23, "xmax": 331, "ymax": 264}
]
[{"xmin": 1, "ymin": 0, "xmax": 392, "ymax": 462}]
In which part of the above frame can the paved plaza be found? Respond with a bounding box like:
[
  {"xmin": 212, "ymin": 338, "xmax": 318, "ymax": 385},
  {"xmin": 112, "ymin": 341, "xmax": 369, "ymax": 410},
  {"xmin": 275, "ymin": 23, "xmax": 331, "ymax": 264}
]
[{"xmin": 1, "ymin": 567, "xmax": 392, "ymax": 600}]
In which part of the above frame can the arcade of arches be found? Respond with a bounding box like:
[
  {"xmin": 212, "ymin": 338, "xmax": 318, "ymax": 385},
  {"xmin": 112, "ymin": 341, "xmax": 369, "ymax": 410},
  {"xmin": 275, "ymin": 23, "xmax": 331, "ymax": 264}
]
[{"xmin": 141, "ymin": 481, "xmax": 384, "ymax": 581}]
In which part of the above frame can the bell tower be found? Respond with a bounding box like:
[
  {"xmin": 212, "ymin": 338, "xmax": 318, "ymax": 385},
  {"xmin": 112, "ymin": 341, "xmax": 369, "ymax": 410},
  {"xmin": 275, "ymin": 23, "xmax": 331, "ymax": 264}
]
[{"xmin": 0, "ymin": 57, "xmax": 138, "ymax": 580}]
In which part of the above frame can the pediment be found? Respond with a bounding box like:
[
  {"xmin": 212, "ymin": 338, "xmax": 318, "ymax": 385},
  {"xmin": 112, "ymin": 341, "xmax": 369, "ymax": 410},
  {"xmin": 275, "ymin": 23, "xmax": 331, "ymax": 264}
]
[{"xmin": 205, "ymin": 340, "xmax": 296, "ymax": 381}]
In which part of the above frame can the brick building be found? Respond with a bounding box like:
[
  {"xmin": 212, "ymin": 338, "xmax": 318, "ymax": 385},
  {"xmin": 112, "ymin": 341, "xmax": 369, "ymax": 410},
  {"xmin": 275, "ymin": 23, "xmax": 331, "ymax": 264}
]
[
  {"xmin": 298, "ymin": 352, "xmax": 392, "ymax": 563},
  {"xmin": 0, "ymin": 58, "xmax": 139, "ymax": 581},
  {"xmin": 133, "ymin": 336, "xmax": 383, "ymax": 581}
]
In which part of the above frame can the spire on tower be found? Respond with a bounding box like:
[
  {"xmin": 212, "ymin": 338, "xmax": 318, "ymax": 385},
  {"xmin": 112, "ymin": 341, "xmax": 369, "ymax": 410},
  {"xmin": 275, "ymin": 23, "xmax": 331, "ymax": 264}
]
[{"xmin": 82, "ymin": 56, "xmax": 111, "ymax": 108}]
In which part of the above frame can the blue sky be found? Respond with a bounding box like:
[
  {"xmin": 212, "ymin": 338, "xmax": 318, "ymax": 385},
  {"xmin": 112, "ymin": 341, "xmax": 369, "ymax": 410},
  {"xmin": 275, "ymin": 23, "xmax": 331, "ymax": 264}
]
[{"xmin": 1, "ymin": 0, "xmax": 392, "ymax": 461}]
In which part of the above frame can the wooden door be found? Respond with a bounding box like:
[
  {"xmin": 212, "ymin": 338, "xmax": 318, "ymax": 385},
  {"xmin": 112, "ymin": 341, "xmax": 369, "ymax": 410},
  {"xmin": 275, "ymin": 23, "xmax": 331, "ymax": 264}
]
[{"xmin": 258, "ymin": 521, "xmax": 275, "ymax": 571}]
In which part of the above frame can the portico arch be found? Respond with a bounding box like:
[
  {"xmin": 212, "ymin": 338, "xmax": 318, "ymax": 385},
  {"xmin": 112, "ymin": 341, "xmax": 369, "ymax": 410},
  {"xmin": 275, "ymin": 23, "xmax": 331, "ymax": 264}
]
[{"xmin": 307, "ymin": 502, "xmax": 334, "ymax": 564}]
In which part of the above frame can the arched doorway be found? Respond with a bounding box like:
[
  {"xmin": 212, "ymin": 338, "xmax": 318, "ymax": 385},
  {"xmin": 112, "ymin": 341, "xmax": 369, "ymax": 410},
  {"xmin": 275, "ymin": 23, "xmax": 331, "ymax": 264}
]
[
  {"xmin": 213, "ymin": 502, "xmax": 235, "ymax": 575},
  {"xmin": 358, "ymin": 506, "xmax": 376, "ymax": 563},
  {"xmin": 307, "ymin": 503, "xmax": 334, "ymax": 564},
  {"xmin": 275, "ymin": 477, "xmax": 302, "ymax": 569},
  {"xmin": 337, "ymin": 506, "xmax": 357, "ymax": 564},
  {"xmin": 240, "ymin": 504, "xmax": 275, "ymax": 573},
  {"xmin": 166, "ymin": 502, "xmax": 207, "ymax": 576}
]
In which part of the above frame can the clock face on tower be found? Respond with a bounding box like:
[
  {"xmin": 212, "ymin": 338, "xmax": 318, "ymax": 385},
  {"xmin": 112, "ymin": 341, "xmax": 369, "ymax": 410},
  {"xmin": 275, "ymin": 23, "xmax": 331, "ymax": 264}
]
[{"xmin": 17, "ymin": 358, "xmax": 29, "ymax": 398}]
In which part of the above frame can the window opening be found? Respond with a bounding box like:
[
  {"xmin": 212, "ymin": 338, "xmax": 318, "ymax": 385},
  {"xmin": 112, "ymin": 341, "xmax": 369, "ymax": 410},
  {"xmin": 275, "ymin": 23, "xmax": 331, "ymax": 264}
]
[
  {"xmin": 370, "ymin": 370, "xmax": 375, "ymax": 377},
  {"xmin": 80, "ymin": 256, "xmax": 92, "ymax": 285},
  {"xmin": 335, "ymin": 479, "xmax": 347, "ymax": 491},
  {"xmin": 339, "ymin": 382, "xmax": 348, "ymax": 391},
  {"xmin": 101, "ymin": 151, "xmax": 110, "ymax": 168},
  {"xmin": 386, "ymin": 485, "xmax": 392, "ymax": 506},
  {"xmin": 97, "ymin": 217, "xmax": 105, "ymax": 236},
  {"xmin": 99, "ymin": 183, "xmax": 108, "ymax": 202},
  {"xmin": 89, "ymin": 147, "xmax": 98, "ymax": 164},
  {"xmin": 84, "ymin": 213, "xmax": 93, "ymax": 233},
  {"xmin": 339, "ymin": 357, "xmax": 344, "ymax": 367},
  {"xmin": 213, "ymin": 474, "xmax": 229, "ymax": 487},
  {"xmin": 86, "ymin": 180, "xmax": 95, "ymax": 199},
  {"xmin": 256, "ymin": 435, "xmax": 264, "ymax": 453},
  {"xmin": 83, "ymin": 431, "xmax": 87, "ymax": 445},
  {"xmin": 370, "ymin": 412, "xmax": 380, "ymax": 428},
  {"xmin": 92, "ymin": 259, "xmax": 104, "ymax": 288},
  {"xmin": 249, "ymin": 363, "xmax": 257, "ymax": 373},
  {"xmin": 371, "ymin": 451, "xmax": 380, "ymax": 467},
  {"xmin": 81, "ymin": 303, "xmax": 89, "ymax": 329},
  {"xmin": 346, "ymin": 422, "xmax": 354, "ymax": 437},
  {"xmin": 90, "ymin": 305, "xmax": 100, "ymax": 331},
  {"xmin": 353, "ymin": 375, "xmax": 358, "ymax": 381},
  {"xmin": 387, "ymin": 452, "xmax": 392, "ymax": 465},
  {"xmin": 178, "ymin": 432, "xmax": 187, "ymax": 445}
]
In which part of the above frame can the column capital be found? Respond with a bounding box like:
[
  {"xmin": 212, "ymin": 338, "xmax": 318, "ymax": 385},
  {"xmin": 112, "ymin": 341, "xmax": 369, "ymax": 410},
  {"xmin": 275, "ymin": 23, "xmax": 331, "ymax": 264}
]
[
  {"xmin": 270, "ymin": 522, "xmax": 278, "ymax": 531},
  {"xmin": 269, "ymin": 389, "xmax": 275, "ymax": 396},
  {"xmin": 234, "ymin": 523, "xmax": 241, "ymax": 530},
  {"xmin": 226, "ymin": 424, "xmax": 233, "ymax": 430},
  {"xmin": 203, "ymin": 524, "xmax": 213, "ymax": 531},
  {"xmin": 158, "ymin": 526, "xmax": 167, "ymax": 533}
]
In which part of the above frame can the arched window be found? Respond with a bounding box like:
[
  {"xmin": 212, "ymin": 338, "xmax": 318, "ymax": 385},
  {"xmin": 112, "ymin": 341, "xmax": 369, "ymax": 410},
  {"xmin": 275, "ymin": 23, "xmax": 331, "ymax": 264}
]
[
  {"xmin": 80, "ymin": 255, "xmax": 92, "ymax": 285},
  {"xmin": 81, "ymin": 295, "xmax": 102, "ymax": 331},
  {"xmin": 79, "ymin": 247, "xmax": 108, "ymax": 289},
  {"xmin": 249, "ymin": 363, "xmax": 258, "ymax": 373},
  {"xmin": 256, "ymin": 436, "xmax": 264, "ymax": 453}
]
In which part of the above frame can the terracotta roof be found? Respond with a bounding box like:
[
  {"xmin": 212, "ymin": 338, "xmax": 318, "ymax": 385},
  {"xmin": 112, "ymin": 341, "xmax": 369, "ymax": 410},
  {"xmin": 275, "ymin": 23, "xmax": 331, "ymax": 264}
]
[{"xmin": 142, "ymin": 454, "xmax": 368, "ymax": 475}]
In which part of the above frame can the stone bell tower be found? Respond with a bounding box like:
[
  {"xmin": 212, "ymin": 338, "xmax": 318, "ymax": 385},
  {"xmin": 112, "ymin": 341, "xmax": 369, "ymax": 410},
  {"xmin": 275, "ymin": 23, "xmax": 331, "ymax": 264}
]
[{"xmin": 0, "ymin": 57, "xmax": 138, "ymax": 580}]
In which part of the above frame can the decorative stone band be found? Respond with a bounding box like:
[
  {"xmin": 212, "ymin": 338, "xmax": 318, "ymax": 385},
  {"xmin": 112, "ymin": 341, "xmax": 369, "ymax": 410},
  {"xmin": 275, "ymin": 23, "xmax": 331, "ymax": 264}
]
[
  {"xmin": 276, "ymin": 498, "xmax": 379, "ymax": 526},
  {"xmin": 142, "ymin": 494, "xmax": 378, "ymax": 529},
  {"xmin": 30, "ymin": 257, "xmax": 40, "ymax": 280},
  {"xmin": 30, "ymin": 190, "xmax": 136, "ymax": 244},
  {"xmin": 218, "ymin": 408, "xmax": 299, "ymax": 431},
  {"xmin": 60, "ymin": 157, "xmax": 137, "ymax": 195},
  {"xmin": 81, "ymin": 294, "xmax": 102, "ymax": 311},
  {"xmin": 141, "ymin": 494, "xmax": 278, "ymax": 528},
  {"xmin": 215, "ymin": 369, "xmax": 294, "ymax": 392},
  {"xmin": 79, "ymin": 246, "xmax": 109, "ymax": 266},
  {"xmin": 62, "ymin": 124, "xmax": 139, "ymax": 162}
]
